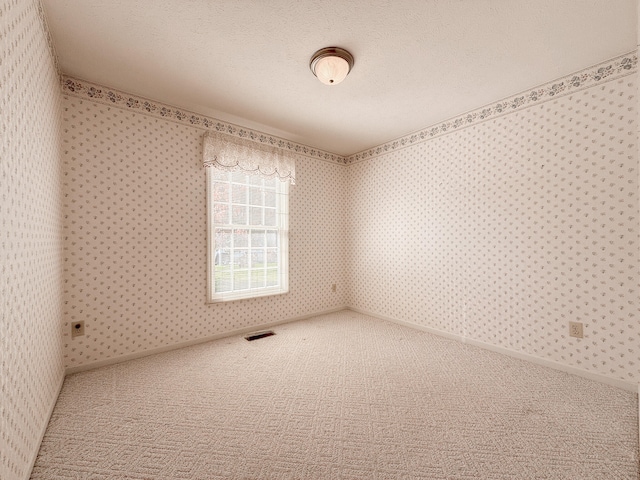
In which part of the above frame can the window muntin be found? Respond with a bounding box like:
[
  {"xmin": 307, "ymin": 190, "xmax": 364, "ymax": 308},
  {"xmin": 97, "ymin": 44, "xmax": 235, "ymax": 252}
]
[{"xmin": 207, "ymin": 169, "xmax": 289, "ymax": 302}]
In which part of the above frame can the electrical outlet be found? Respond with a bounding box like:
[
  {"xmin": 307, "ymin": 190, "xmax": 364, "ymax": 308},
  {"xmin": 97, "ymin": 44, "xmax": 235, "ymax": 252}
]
[
  {"xmin": 569, "ymin": 321, "xmax": 583, "ymax": 338},
  {"xmin": 71, "ymin": 321, "xmax": 85, "ymax": 338},
  {"xmin": 331, "ymin": 284, "xmax": 336, "ymax": 292}
]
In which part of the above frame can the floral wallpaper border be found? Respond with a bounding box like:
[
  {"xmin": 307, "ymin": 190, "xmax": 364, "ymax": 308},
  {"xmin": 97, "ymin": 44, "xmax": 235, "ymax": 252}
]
[
  {"xmin": 346, "ymin": 51, "xmax": 638, "ymax": 164},
  {"xmin": 61, "ymin": 76, "xmax": 348, "ymax": 165}
]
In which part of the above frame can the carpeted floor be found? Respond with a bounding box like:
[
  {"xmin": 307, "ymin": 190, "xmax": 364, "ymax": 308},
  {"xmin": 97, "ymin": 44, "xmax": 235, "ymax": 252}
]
[{"xmin": 31, "ymin": 311, "xmax": 638, "ymax": 479}]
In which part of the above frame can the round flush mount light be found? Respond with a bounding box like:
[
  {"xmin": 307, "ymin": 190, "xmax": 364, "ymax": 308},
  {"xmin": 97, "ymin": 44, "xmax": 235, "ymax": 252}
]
[{"xmin": 309, "ymin": 47, "xmax": 354, "ymax": 85}]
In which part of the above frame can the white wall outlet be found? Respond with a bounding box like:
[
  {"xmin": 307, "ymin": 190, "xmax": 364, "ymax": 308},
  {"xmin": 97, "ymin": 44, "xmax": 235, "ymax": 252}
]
[
  {"xmin": 569, "ymin": 321, "xmax": 583, "ymax": 338},
  {"xmin": 71, "ymin": 321, "xmax": 85, "ymax": 338}
]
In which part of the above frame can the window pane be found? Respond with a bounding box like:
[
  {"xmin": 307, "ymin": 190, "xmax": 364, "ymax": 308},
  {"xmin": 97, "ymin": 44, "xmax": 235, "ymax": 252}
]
[
  {"xmin": 211, "ymin": 169, "xmax": 229, "ymax": 182},
  {"xmin": 232, "ymin": 205, "xmax": 247, "ymax": 224},
  {"xmin": 249, "ymin": 187, "xmax": 262, "ymax": 206},
  {"xmin": 266, "ymin": 248, "xmax": 278, "ymax": 265},
  {"xmin": 215, "ymin": 229, "xmax": 232, "ymax": 249},
  {"xmin": 213, "ymin": 182, "xmax": 230, "ymax": 202},
  {"xmin": 264, "ymin": 177, "xmax": 277, "ymax": 188},
  {"xmin": 249, "ymin": 174, "xmax": 262, "ymax": 186},
  {"xmin": 264, "ymin": 190, "xmax": 276, "ymax": 208},
  {"xmin": 215, "ymin": 266, "xmax": 232, "ymax": 292},
  {"xmin": 232, "ymin": 183, "xmax": 247, "ymax": 204},
  {"xmin": 266, "ymin": 268, "xmax": 278, "ymax": 287},
  {"xmin": 266, "ymin": 230, "xmax": 278, "ymax": 247},
  {"xmin": 234, "ymin": 270, "xmax": 249, "ymax": 290},
  {"xmin": 234, "ymin": 249, "xmax": 248, "ymax": 269},
  {"xmin": 251, "ymin": 230, "xmax": 265, "ymax": 247},
  {"xmin": 249, "ymin": 206, "xmax": 262, "ymax": 225},
  {"xmin": 214, "ymin": 249, "xmax": 230, "ymax": 266},
  {"xmin": 264, "ymin": 208, "xmax": 276, "ymax": 226},
  {"xmin": 251, "ymin": 249, "xmax": 265, "ymax": 268},
  {"xmin": 251, "ymin": 269, "xmax": 265, "ymax": 288},
  {"xmin": 213, "ymin": 203, "xmax": 229, "ymax": 224},
  {"xmin": 234, "ymin": 229, "xmax": 248, "ymax": 248}
]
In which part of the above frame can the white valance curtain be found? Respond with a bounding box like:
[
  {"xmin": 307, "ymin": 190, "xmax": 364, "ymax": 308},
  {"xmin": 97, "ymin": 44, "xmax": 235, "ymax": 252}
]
[{"xmin": 202, "ymin": 131, "xmax": 296, "ymax": 184}]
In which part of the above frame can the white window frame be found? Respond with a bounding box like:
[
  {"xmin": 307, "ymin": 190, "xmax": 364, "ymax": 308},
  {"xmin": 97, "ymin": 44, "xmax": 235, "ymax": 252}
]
[{"xmin": 207, "ymin": 168, "xmax": 289, "ymax": 303}]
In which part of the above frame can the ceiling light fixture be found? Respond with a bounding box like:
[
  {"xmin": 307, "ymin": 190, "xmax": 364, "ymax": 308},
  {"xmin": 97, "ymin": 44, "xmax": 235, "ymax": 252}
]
[{"xmin": 309, "ymin": 47, "xmax": 354, "ymax": 86}]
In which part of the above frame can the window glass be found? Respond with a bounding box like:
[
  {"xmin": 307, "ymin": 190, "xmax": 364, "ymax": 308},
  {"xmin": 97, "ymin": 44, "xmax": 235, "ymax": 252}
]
[{"xmin": 207, "ymin": 169, "xmax": 289, "ymax": 302}]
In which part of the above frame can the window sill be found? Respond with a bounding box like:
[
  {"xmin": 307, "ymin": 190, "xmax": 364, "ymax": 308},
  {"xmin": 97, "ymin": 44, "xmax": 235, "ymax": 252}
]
[{"xmin": 207, "ymin": 287, "xmax": 288, "ymax": 304}]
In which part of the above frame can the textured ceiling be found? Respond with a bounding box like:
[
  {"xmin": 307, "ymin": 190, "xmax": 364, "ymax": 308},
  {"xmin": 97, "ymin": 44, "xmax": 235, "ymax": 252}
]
[{"xmin": 42, "ymin": 0, "xmax": 637, "ymax": 156}]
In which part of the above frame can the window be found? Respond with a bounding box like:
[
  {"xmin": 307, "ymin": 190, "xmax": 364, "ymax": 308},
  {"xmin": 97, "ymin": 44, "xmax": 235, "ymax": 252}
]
[
  {"xmin": 202, "ymin": 130, "xmax": 295, "ymax": 302},
  {"xmin": 207, "ymin": 168, "xmax": 289, "ymax": 302}
]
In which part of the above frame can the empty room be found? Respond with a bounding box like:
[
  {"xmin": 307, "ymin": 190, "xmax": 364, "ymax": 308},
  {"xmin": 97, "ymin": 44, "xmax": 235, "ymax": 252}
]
[{"xmin": 2, "ymin": 0, "xmax": 639, "ymax": 478}]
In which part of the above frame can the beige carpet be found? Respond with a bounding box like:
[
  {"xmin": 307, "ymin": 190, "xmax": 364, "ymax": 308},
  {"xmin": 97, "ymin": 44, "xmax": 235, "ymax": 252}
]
[{"xmin": 31, "ymin": 311, "xmax": 638, "ymax": 479}]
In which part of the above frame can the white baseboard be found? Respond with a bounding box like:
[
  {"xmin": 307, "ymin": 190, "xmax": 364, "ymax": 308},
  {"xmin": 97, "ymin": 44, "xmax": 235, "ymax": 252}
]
[
  {"xmin": 65, "ymin": 306, "xmax": 348, "ymax": 375},
  {"xmin": 27, "ymin": 369, "xmax": 64, "ymax": 479},
  {"xmin": 346, "ymin": 306, "xmax": 638, "ymax": 393}
]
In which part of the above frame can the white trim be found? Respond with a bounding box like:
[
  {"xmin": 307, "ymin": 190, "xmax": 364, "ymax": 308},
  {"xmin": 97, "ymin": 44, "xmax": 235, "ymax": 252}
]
[
  {"xmin": 65, "ymin": 306, "xmax": 347, "ymax": 375},
  {"xmin": 27, "ymin": 371, "xmax": 64, "ymax": 479},
  {"xmin": 346, "ymin": 307, "xmax": 638, "ymax": 393},
  {"xmin": 206, "ymin": 169, "xmax": 289, "ymax": 303},
  {"xmin": 207, "ymin": 287, "xmax": 289, "ymax": 303},
  {"xmin": 206, "ymin": 165, "xmax": 213, "ymax": 302}
]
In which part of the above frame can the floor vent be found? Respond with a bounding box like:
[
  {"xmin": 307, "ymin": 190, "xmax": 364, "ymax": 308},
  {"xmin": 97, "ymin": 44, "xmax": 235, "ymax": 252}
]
[{"xmin": 244, "ymin": 330, "xmax": 275, "ymax": 341}]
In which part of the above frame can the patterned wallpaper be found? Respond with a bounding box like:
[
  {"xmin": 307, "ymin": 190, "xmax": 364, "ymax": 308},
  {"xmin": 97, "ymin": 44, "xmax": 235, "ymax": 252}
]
[
  {"xmin": 61, "ymin": 98, "xmax": 348, "ymax": 369},
  {"xmin": 0, "ymin": 1, "xmax": 65, "ymax": 480},
  {"xmin": 347, "ymin": 75, "xmax": 640, "ymax": 384}
]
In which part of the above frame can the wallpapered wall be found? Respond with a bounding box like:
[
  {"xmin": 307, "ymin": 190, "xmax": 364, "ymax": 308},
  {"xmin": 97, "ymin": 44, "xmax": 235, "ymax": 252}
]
[
  {"xmin": 0, "ymin": 1, "xmax": 65, "ymax": 480},
  {"xmin": 61, "ymin": 97, "xmax": 348, "ymax": 369},
  {"xmin": 3, "ymin": 2, "xmax": 638, "ymax": 476},
  {"xmin": 346, "ymin": 73, "xmax": 640, "ymax": 384},
  {"xmin": 60, "ymin": 52, "xmax": 639, "ymax": 387}
]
